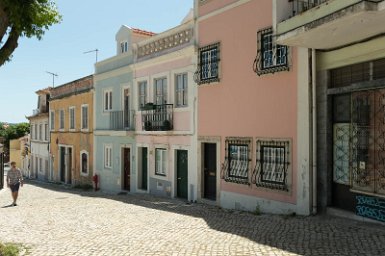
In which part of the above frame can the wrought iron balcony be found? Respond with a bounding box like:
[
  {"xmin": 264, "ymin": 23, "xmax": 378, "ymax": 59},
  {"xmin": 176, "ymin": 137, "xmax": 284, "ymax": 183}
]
[
  {"xmin": 290, "ymin": 0, "xmax": 328, "ymax": 15},
  {"xmin": 109, "ymin": 110, "xmax": 135, "ymax": 131},
  {"xmin": 141, "ymin": 104, "xmax": 173, "ymax": 131}
]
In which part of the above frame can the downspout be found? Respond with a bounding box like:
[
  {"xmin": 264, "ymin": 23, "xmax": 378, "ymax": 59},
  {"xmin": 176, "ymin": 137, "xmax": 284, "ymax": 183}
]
[{"xmin": 311, "ymin": 48, "xmax": 317, "ymax": 215}]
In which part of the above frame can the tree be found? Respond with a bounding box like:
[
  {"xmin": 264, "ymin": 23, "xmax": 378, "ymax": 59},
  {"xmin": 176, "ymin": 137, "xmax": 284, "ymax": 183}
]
[
  {"xmin": 0, "ymin": 122, "xmax": 30, "ymax": 152},
  {"xmin": 0, "ymin": 0, "xmax": 61, "ymax": 66}
]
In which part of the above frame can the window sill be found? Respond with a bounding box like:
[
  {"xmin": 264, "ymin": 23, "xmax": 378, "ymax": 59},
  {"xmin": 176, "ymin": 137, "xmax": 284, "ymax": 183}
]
[
  {"xmin": 80, "ymin": 172, "xmax": 89, "ymax": 177},
  {"xmin": 155, "ymin": 173, "xmax": 166, "ymax": 177},
  {"xmin": 256, "ymin": 65, "xmax": 289, "ymax": 76}
]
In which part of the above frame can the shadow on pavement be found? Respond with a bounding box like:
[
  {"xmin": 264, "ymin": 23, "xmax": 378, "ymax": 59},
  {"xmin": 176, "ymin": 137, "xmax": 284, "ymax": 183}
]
[{"xmin": 24, "ymin": 179, "xmax": 385, "ymax": 256}]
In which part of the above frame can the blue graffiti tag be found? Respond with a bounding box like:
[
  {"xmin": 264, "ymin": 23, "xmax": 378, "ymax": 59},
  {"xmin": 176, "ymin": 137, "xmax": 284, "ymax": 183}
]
[{"xmin": 356, "ymin": 195, "xmax": 385, "ymax": 222}]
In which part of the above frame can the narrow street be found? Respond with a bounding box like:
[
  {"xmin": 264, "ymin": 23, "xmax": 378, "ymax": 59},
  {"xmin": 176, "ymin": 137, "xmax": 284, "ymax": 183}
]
[{"xmin": 0, "ymin": 180, "xmax": 384, "ymax": 256}]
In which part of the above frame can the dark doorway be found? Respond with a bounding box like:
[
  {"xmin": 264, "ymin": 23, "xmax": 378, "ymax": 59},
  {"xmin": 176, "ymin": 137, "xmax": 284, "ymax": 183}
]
[
  {"xmin": 60, "ymin": 147, "xmax": 65, "ymax": 182},
  {"xmin": 67, "ymin": 148, "xmax": 72, "ymax": 184},
  {"xmin": 176, "ymin": 150, "xmax": 188, "ymax": 199},
  {"xmin": 203, "ymin": 143, "xmax": 217, "ymax": 200},
  {"xmin": 123, "ymin": 148, "xmax": 131, "ymax": 191},
  {"xmin": 141, "ymin": 147, "xmax": 148, "ymax": 190}
]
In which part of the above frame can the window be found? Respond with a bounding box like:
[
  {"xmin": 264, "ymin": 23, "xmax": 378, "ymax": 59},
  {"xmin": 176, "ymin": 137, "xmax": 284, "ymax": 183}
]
[
  {"xmin": 69, "ymin": 107, "xmax": 75, "ymax": 130},
  {"xmin": 59, "ymin": 109, "xmax": 65, "ymax": 130},
  {"xmin": 44, "ymin": 124, "xmax": 48, "ymax": 141},
  {"xmin": 31, "ymin": 125, "xmax": 34, "ymax": 140},
  {"xmin": 39, "ymin": 124, "xmax": 42, "ymax": 141},
  {"xmin": 34, "ymin": 124, "xmax": 37, "ymax": 140},
  {"xmin": 155, "ymin": 148, "xmax": 167, "ymax": 176},
  {"xmin": 39, "ymin": 158, "xmax": 43, "ymax": 173},
  {"xmin": 197, "ymin": 43, "xmax": 220, "ymax": 84},
  {"xmin": 222, "ymin": 138, "xmax": 251, "ymax": 184},
  {"xmin": 104, "ymin": 145, "xmax": 112, "ymax": 169},
  {"xmin": 254, "ymin": 27, "xmax": 289, "ymax": 76},
  {"xmin": 104, "ymin": 90, "xmax": 112, "ymax": 111},
  {"xmin": 120, "ymin": 41, "xmax": 128, "ymax": 53},
  {"xmin": 81, "ymin": 105, "xmax": 88, "ymax": 130},
  {"xmin": 154, "ymin": 78, "xmax": 167, "ymax": 105},
  {"xmin": 254, "ymin": 140, "xmax": 290, "ymax": 191},
  {"xmin": 81, "ymin": 151, "xmax": 88, "ymax": 175},
  {"xmin": 138, "ymin": 81, "xmax": 147, "ymax": 109},
  {"xmin": 175, "ymin": 73, "xmax": 188, "ymax": 107},
  {"xmin": 50, "ymin": 111, "xmax": 55, "ymax": 130}
]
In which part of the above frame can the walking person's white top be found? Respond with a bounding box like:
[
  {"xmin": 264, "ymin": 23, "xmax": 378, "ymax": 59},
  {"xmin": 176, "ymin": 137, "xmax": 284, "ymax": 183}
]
[{"xmin": 7, "ymin": 167, "xmax": 23, "ymax": 185}]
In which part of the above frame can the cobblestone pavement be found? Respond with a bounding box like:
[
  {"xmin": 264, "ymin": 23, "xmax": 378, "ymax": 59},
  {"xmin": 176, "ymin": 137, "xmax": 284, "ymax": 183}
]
[{"xmin": 1, "ymin": 180, "xmax": 385, "ymax": 256}]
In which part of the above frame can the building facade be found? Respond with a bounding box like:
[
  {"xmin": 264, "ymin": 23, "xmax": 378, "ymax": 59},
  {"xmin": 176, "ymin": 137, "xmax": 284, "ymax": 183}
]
[
  {"xmin": 133, "ymin": 12, "xmax": 197, "ymax": 201},
  {"xmin": 276, "ymin": 0, "xmax": 385, "ymax": 222},
  {"xmin": 93, "ymin": 27, "xmax": 154, "ymax": 193},
  {"xmin": 27, "ymin": 88, "xmax": 51, "ymax": 181},
  {"xmin": 195, "ymin": 0, "xmax": 312, "ymax": 214},
  {"xmin": 49, "ymin": 76, "xmax": 94, "ymax": 186}
]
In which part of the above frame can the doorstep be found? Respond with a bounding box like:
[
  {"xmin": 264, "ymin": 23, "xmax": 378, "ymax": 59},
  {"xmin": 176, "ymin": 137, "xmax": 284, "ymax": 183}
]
[{"xmin": 326, "ymin": 207, "xmax": 385, "ymax": 226}]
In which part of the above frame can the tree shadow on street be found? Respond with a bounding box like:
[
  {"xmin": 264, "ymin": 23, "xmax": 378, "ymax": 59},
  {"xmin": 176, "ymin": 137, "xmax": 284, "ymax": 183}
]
[{"xmin": 25, "ymin": 179, "xmax": 385, "ymax": 256}]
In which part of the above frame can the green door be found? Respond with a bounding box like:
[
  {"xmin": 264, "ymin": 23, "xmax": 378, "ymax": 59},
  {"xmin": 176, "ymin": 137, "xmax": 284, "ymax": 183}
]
[
  {"xmin": 177, "ymin": 150, "xmax": 188, "ymax": 199},
  {"xmin": 141, "ymin": 147, "xmax": 148, "ymax": 190}
]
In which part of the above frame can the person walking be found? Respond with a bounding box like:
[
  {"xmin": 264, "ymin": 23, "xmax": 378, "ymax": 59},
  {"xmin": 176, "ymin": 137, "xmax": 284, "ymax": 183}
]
[{"xmin": 6, "ymin": 161, "xmax": 23, "ymax": 206}]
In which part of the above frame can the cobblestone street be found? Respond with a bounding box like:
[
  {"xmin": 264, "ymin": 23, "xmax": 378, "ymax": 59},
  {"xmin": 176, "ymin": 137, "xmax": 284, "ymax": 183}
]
[{"xmin": 0, "ymin": 180, "xmax": 385, "ymax": 256}]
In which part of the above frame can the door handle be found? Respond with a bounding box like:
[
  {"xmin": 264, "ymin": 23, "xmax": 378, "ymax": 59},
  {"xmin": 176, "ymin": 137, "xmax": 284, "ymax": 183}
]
[{"xmin": 177, "ymin": 177, "xmax": 182, "ymax": 180}]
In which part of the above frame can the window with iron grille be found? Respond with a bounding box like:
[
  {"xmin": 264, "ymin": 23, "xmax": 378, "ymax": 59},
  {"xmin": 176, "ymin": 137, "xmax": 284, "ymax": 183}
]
[
  {"xmin": 252, "ymin": 140, "xmax": 290, "ymax": 191},
  {"xmin": 154, "ymin": 78, "xmax": 167, "ymax": 105},
  {"xmin": 175, "ymin": 73, "xmax": 188, "ymax": 107},
  {"xmin": 138, "ymin": 81, "xmax": 147, "ymax": 110},
  {"xmin": 196, "ymin": 43, "xmax": 220, "ymax": 84},
  {"xmin": 254, "ymin": 27, "xmax": 289, "ymax": 76},
  {"xmin": 221, "ymin": 138, "xmax": 251, "ymax": 185}
]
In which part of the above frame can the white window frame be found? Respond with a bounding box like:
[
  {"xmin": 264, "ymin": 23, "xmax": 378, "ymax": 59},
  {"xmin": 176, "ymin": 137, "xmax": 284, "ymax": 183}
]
[
  {"xmin": 154, "ymin": 77, "xmax": 167, "ymax": 105},
  {"xmin": 120, "ymin": 41, "xmax": 128, "ymax": 53},
  {"xmin": 155, "ymin": 148, "xmax": 167, "ymax": 176},
  {"xmin": 80, "ymin": 150, "xmax": 89, "ymax": 176},
  {"xmin": 104, "ymin": 145, "xmax": 112, "ymax": 169},
  {"xmin": 50, "ymin": 110, "xmax": 55, "ymax": 131},
  {"xmin": 138, "ymin": 81, "xmax": 148, "ymax": 110},
  {"xmin": 104, "ymin": 90, "xmax": 113, "ymax": 111},
  {"xmin": 69, "ymin": 106, "xmax": 75, "ymax": 131},
  {"xmin": 44, "ymin": 123, "xmax": 48, "ymax": 141},
  {"xmin": 59, "ymin": 109, "xmax": 65, "ymax": 130},
  {"xmin": 81, "ymin": 104, "xmax": 89, "ymax": 131},
  {"xmin": 175, "ymin": 73, "xmax": 188, "ymax": 107}
]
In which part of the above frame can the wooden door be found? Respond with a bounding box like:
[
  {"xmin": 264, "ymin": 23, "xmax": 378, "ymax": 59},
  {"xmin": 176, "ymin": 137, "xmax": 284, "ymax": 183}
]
[
  {"xmin": 177, "ymin": 150, "xmax": 188, "ymax": 199},
  {"xmin": 123, "ymin": 148, "xmax": 130, "ymax": 191},
  {"xmin": 204, "ymin": 143, "xmax": 216, "ymax": 200}
]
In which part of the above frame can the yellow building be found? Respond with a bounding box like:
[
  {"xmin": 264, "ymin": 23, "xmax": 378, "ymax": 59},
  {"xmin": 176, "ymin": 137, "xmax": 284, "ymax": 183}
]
[
  {"xmin": 49, "ymin": 75, "xmax": 94, "ymax": 186},
  {"xmin": 9, "ymin": 139, "xmax": 21, "ymax": 169}
]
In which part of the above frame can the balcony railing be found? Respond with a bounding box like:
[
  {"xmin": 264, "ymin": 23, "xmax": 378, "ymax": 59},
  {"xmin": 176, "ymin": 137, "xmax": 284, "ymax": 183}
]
[
  {"xmin": 141, "ymin": 104, "xmax": 174, "ymax": 131},
  {"xmin": 290, "ymin": 0, "xmax": 328, "ymax": 15},
  {"xmin": 109, "ymin": 110, "xmax": 135, "ymax": 131}
]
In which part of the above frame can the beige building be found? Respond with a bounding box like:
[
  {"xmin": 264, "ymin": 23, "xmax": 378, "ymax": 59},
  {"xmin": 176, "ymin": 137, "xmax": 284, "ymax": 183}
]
[{"xmin": 9, "ymin": 139, "xmax": 21, "ymax": 169}]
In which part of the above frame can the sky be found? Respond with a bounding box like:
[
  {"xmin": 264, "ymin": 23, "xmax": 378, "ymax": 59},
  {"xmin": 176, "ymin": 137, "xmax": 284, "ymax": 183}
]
[{"xmin": 0, "ymin": 0, "xmax": 193, "ymax": 123}]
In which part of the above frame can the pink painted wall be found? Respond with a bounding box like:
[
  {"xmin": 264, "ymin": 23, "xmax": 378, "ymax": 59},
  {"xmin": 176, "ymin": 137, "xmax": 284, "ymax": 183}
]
[
  {"xmin": 198, "ymin": 0, "xmax": 298, "ymax": 204},
  {"xmin": 198, "ymin": 0, "xmax": 239, "ymax": 17}
]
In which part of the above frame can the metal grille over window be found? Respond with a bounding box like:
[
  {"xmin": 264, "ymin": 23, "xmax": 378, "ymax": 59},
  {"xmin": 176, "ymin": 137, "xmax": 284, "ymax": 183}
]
[
  {"xmin": 221, "ymin": 138, "xmax": 251, "ymax": 185},
  {"xmin": 252, "ymin": 140, "xmax": 290, "ymax": 191},
  {"xmin": 253, "ymin": 27, "xmax": 289, "ymax": 76},
  {"xmin": 194, "ymin": 43, "xmax": 220, "ymax": 84}
]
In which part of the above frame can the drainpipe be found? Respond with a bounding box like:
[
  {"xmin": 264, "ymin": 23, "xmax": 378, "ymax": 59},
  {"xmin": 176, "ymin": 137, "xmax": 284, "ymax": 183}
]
[{"xmin": 311, "ymin": 48, "xmax": 317, "ymax": 215}]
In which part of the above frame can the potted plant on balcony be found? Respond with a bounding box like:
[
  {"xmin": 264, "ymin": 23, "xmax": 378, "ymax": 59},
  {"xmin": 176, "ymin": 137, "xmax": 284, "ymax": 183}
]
[
  {"xmin": 144, "ymin": 121, "xmax": 152, "ymax": 131},
  {"xmin": 162, "ymin": 120, "xmax": 171, "ymax": 131},
  {"xmin": 143, "ymin": 102, "xmax": 155, "ymax": 111}
]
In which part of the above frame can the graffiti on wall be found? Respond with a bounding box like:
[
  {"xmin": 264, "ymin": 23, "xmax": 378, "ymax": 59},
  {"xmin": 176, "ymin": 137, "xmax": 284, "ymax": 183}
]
[{"xmin": 356, "ymin": 195, "xmax": 385, "ymax": 222}]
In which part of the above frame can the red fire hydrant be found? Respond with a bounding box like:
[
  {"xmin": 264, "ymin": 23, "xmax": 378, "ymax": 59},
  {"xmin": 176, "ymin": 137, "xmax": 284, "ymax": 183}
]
[{"xmin": 92, "ymin": 174, "xmax": 99, "ymax": 191}]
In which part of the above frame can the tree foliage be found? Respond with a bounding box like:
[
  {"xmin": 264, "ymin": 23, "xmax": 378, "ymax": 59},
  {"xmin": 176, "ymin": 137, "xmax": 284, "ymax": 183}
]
[
  {"xmin": 0, "ymin": 0, "xmax": 61, "ymax": 66},
  {"xmin": 0, "ymin": 122, "xmax": 30, "ymax": 151}
]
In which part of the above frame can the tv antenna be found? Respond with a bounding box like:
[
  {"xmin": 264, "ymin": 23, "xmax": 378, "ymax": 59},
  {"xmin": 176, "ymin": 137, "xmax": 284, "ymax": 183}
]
[
  {"xmin": 83, "ymin": 49, "xmax": 99, "ymax": 63},
  {"xmin": 46, "ymin": 71, "xmax": 58, "ymax": 87}
]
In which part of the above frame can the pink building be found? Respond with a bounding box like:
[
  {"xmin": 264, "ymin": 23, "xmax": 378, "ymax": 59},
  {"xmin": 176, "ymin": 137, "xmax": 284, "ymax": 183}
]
[
  {"xmin": 195, "ymin": 0, "xmax": 313, "ymax": 215},
  {"xmin": 134, "ymin": 12, "xmax": 198, "ymax": 201}
]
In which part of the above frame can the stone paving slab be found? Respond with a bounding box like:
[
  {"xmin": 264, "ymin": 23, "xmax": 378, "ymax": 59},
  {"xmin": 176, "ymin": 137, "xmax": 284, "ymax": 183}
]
[{"xmin": 0, "ymin": 180, "xmax": 385, "ymax": 255}]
